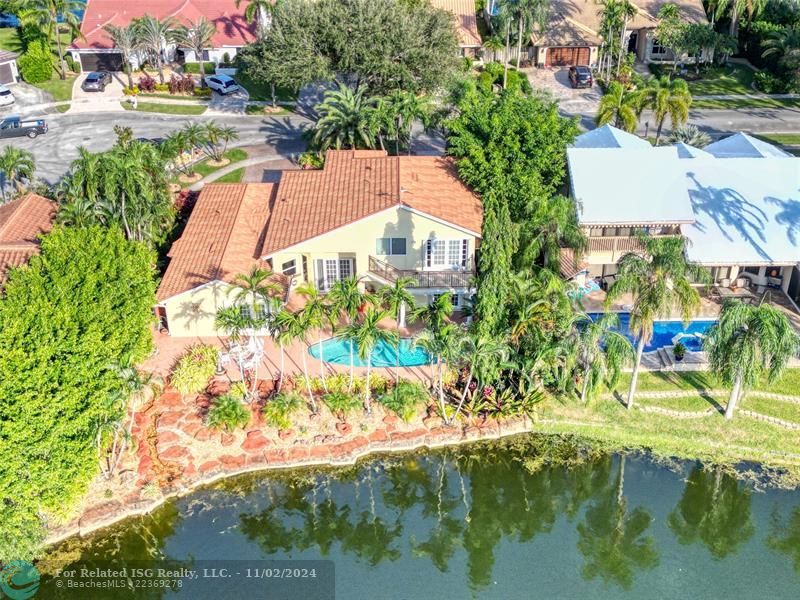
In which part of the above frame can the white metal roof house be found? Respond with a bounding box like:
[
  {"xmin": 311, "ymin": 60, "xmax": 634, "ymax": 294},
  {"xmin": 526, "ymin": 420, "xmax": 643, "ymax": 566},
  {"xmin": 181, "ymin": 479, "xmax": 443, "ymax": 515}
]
[{"xmin": 565, "ymin": 125, "xmax": 800, "ymax": 309}]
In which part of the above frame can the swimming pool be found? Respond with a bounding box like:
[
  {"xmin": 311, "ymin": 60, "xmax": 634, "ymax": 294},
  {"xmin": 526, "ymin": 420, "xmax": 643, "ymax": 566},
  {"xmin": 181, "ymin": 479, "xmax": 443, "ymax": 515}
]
[
  {"xmin": 309, "ymin": 337, "xmax": 433, "ymax": 367},
  {"xmin": 589, "ymin": 313, "xmax": 717, "ymax": 352}
]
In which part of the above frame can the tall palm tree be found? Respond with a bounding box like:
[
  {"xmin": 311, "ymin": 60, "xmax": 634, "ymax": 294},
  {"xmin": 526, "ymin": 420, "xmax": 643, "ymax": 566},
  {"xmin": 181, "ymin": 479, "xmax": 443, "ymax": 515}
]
[
  {"xmin": 667, "ymin": 124, "xmax": 711, "ymax": 147},
  {"xmin": 513, "ymin": 0, "xmax": 550, "ymax": 69},
  {"xmin": 414, "ymin": 292, "xmax": 453, "ymax": 334},
  {"xmin": 705, "ymin": 299, "xmax": 799, "ymax": 419},
  {"xmin": 415, "ymin": 324, "xmax": 459, "ymax": 420},
  {"xmin": 518, "ymin": 194, "xmax": 587, "ymax": 271},
  {"xmin": 236, "ymin": 0, "xmax": 279, "ymax": 38},
  {"xmin": 574, "ymin": 312, "xmax": 634, "ymax": 403},
  {"xmin": 297, "ymin": 282, "xmax": 333, "ymax": 390},
  {"xmin": 312, "ymin": 83, "xmax": 376, "ymax": 151},
  {"xmin": 104, "ymin": 24, "xmax": 138, "ymax": 88},
  {"xmin": 379, "ymin": 277, "xmax": 417, "ymax": 382},
  {"xmin": 494, "ymin": 0, "xmax": 515, "ymax": 87},
  {"xmin": 384, "ymin": 90, "xmax": 432, "ymax": 155},
  {"xmin": 274, "ymin": 308, "xmax": 316, "ymax": 411},
  {"xmin": 328, "ymin": 276, "xmax": 375, "ymax": 325},
  {"xmin": 229, "ymin": 266, "xmax": 282, "ymax": 315},
  {"xmin": 605, "ymin": 236, "xmax": 708, "ymax": 409},
  {"xmin": 270, "ymin": 308, "xmax": 296, "ymax": 393},
  {"xmin": 762, "ymin": 26, "xmax": 800, "ymax": 73},
  {"xmin": 0, "ymin": 146, "xmax": 34, "ymax": 202},
  {"xmin": 338, "ymin": 319, "xmax": 361, "ymax": 392},
  {"xmin": 615, "ymin": 0, "xmax": 637, "ymax": 77},
  {"xmin": 640, "ymin": 76, "xmax": 692, "ymax": 145},
  {"xmin": 201, "ymin": 121, "xmax": 240, "ymax": 162},
  {"xmin": 482, "ymin": 35, "xmax": 504, "ymax": 62},
  {"xmin": 171, "ymin": 17, "xmax": 217, "ymax": 85},
  {"xmin": 133, "ymin": 15, "xmax": 176, "ymax": 84},
  {"xmin": 354, "ymin": 308, "xmax": 397, "ymax": 413},
  {"xmin": 714, "ymin": 0, "xmax": 767, "ymax": 36},
  {"xmin": 596, "ymin": 81, "xmax": 641, "ymax": 132},
  {"xmin": 26, "ymin": 0, "xmax": 84, "ymax": 79}
]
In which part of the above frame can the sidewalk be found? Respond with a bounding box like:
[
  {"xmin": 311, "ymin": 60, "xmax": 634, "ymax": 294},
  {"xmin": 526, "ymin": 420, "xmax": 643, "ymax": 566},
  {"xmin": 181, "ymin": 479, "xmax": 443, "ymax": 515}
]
[{"xmin": 188, "ymin": 152, "xmax": 299, "ymax": 191}]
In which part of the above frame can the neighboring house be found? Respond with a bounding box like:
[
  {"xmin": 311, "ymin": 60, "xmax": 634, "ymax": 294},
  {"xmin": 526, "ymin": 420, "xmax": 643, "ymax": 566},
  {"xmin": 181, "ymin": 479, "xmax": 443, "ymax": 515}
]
[
  {"xmin": 487, "ymin": 0, "xmax": 707, "ymax": 66},
  {"xmin": 70, "ymin": 0, "xmax": 257, "ymax": 72},
  {"xmin": 565, "ymin": 124, "xmax": 800, "ymax": 310},
  {"xmin": 430, "ymin": 0, "xmax": 483, "ymax": 57},
  {"xmin": 0, "ymin": 193, "xmax": 57, "ymax": 283},
  {"xmin": 0, "ymin": 51, "xmax": 19, "ymax": 85},
  {"xmin": 156, "ymin": 150, "xmax": 483, "ymax": 337}
]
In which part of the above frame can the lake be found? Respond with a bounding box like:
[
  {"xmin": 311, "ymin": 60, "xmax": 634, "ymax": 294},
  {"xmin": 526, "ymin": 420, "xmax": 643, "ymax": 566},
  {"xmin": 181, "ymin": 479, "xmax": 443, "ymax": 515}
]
[{"xmin": 42, "ymin": 436, "xmax": 800, "ymax": 599}]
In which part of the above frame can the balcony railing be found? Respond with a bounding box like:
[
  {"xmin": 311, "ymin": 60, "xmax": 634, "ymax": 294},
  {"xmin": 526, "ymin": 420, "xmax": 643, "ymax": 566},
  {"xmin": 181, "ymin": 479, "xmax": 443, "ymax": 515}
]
[{"xmin": 368, "ymin": 256, "xmax": 475, "ymax": 289}]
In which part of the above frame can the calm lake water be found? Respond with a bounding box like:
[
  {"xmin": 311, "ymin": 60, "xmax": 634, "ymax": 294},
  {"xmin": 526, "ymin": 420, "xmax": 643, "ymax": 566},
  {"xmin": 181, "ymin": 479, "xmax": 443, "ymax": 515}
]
[{"xmin": 43, "ymin": 436, "xmax": 800, "ymax": 599}]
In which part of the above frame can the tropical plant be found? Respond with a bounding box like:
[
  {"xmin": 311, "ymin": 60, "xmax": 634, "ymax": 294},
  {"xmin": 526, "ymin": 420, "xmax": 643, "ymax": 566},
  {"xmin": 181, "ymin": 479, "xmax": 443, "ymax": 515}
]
[
  {"xmin": 383, "ymin": 90, "xmax": 433, "ymax": 154},
  {"xmin": 312, "ymin": 83, "xmax": 377, "ymax": 152},
  {"xmin": 512, "ymin": 0, "xmax": 550, "ymax": 69},
  {"xmin": 328, "ymin": 276, "xmax": 375, "ymax": 324},
  {"xmin": 482, "ymin": 35, "xmax": 504, "ymax": 62},
  {"xmin": 713, "ymin": 0, "xmax": 767, "ymax": 36},
  {"xmin": 639, "ymin": 75, "xmax": 692, "ymax": 145},
  {"xmin": 103, "ymin": 24, "xmax": 138, "ymax": 88},
  {"xmin": 415, "ymin": 323, "xmax": 460, "ymax": 420},
  {"xmin": 596, "ymin": 81, "xmax": 641, "ymax": 132},
  {"xmin": 605, "ymin": 235, "xmax": 708, "ymax": 409},
  {"xmin": 274, "ymin": 308, "xmax": 317, "ymax": 411},
  {"xmin": 379, "ymin": 277, "xmax": 417, "ymax": 381},
  {"xmin": 24, "ymin": 0, "xmax": 84, "ymax": 79},
  {"xmin": 762, "ymin": 26, "xmax": 800, "ymax": 76},
  {"xmin": 705, "ymin": 299, "xmax": 799, "ymax": 419},
  {"xmin": 171, "ymin": 17, "xmax": 217, "ymax": 85},
  {"xmin": 230, "ymin": 266, "xmax": 282, "ymax": 314},
  {"xmin": 270, "ymin": 309, "xmax": 294, "ymax": 393},
  {"xmin": 574, "ymin": 313, "xmax": 634, "ymax": 403},
  {"xmin": 236, "ymin": 0, "xmax": 279, "ymax": 37},
  {"xmin": 450, "ymin": 333, "xmax": 513, "ymax": 423},
  {"xmin": 207, "ymin": 393, "xmax": 251, "ymax": 432},
  {"xmin": 377, "ymin": 381, "xmax": 428, "ymax": 422},
  {"xmin": 322, "ymin": 391, "xmax": 362, "ymax": 422},
  {"xmin": 298, "ymin": 282, "xmax": 333, "ymax": 390},
  {"xmin": 353, "ymin": 308, "xmax": 398, "ymax": 413},
  {"xmin": 0, "ymin": 146, "xmax": 35, "ymax": 202},
  {"xmin": 667, "ymin": 124, "xmax": 711, "ymax": 147},
  {"xmin": 263, "ymin": 391, "xmax": 304, "ymax": 430},
  {"xmin": 170, "ymin": 344, "xmax": 219, "ymax": 396},
  {"xmin": 201, "ymin": 121, "xmax": 240, "ymax": 162},
  {"xmin": 518, "ymin": 193, "xmax": 587, "ymax": 272},
  {"xmin": 214, "ymin": 306, "xmax": 252, "ymax": 344},
  {"xmin": 133, "ymin": 15, "xmax": 177, "ymax": 84},
  {"xmin": 414, "ymin": 292, "xmax": 453, "ymax": 334}
]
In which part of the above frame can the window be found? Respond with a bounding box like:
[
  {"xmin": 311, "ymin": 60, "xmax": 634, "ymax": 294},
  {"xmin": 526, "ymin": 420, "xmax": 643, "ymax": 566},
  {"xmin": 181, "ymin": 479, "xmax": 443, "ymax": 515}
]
[
  {"xmin": 433, "ymin": 293, "xmax": 460, "ymax": 307},
  {"xmin": 281, "ymin": 259, "xmax": 297, "ymax": 276},
  {"xmin": 316, "ymin": 258, "xmax": 354, "ymax": 291},
  {"xmin": 651, "ymin": 39, "xmax": 667, "ymax": 55},
  {"xmin": 426, "ymin": 239, "xmax": 469, "ymax": 268},
  {"xmin": 376, "ymin": 237, "xmax": 407, "ymax": 256},
  {"xmin": 254, "ymin": 304, "xmax": 269, "ymax": 320}
]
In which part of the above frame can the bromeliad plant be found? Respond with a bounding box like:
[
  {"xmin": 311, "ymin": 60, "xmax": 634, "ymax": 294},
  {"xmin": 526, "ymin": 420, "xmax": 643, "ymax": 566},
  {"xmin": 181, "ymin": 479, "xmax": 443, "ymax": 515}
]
[
  {"xmin": 170, "ymin": 344, "xmax": 219, "ymax": 396},
  {"xmin": 263, "ymin": 391, "xmax": 304, "ymax": 430},
  {"xmin": 207, "ymin": 393, "xmax": 251, "ymax": 432},
  {"xmin": 322, "ymin": 392, "xmax": 362, "ymax": 423}
]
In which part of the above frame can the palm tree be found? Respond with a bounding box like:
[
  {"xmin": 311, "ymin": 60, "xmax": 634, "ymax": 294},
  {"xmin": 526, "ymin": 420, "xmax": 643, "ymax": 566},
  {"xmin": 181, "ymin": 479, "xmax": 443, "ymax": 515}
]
[
  {"xmin": 574, "ymin": 313, "xmax": 634, "ymax": 403},
  {"xmin": 0, "ymin": 146, "xmax": 34, "ymax": 202},
  {"xmin": 236, "ymin": 0, "xmax": 278, "ymax": 38},
  {"xmin": 201, "ymin": 121, "xmax": 239, "ymax": 162},
  {"xmin": 354, "ymin": 308, "xmax": 397, "ymax": 413},
  {"xmin": 513, "ymin": 0, "xmax": 550, "ymax": 69},
  {"xmin": 297, "ymin": 282, "xmax": 333, "ymax": 391},
  {"xmin": 640, "ymin": 76, "xmax": 692, "ymax": 145},
  {"xmin": 762, "ymin": 26, "xmax": 800, "ymax": 73},
  {"xmin": 482, "ymin": 35, "xmax": 504, "ymax": 62},
  {"xmin": 338, "ymin": 319, "xmax": 361, "ymax": 392},
  {"xmin": 230, "ymin": 266, "xmax": 282, "ymax": 315},
  {"xmin": 714, "ymin": 0, "xmax": 767, "ymax": 36},
  {"xmin": 274, "ymin": 308, "xmax": 317, "ymax": 411},
  {"xmin": 312, "ymin": 83, "xmax": 376, "ymax": 151},
  {"xmin": 450, "ymin": 333, "xmax": 511, "ymax": 424},
  {"xmin": 133, "ymin": 15, "xmax": 176, "ymax": 84},
  {"xmin": 415, "ymin": 324, "xmax": 459, "ymax": 421},
  {"xmin": 605, "ymin": 235, "xmax": 708, "ymax": 409},
  {"xmin": 270, "ymin": 308, "xmax": 298, "ymax": 394},
  {"xmin": 667, "ymin": 124, "xmax": 711, "ymax": 147},
  {"xmin": 705, "ymin": 299, "xmax": 799, "ymax": 419},
  {"xmin": 615, "ymin": 0, "xmax": 637, "ymax": 77},
  {"xmin": 328, "ymin": 276, "xmax": 375, "ymax": 325},
  {"xmin": 414, "ymin": 292, "xmax": 453, "ymax": 334},
  {"xmin": 26, "ymin": 0, "xmax": 84, "ymax": 79},
  {"xmin": 596, "ymin": 81, "xmax": 641, "ymax": 132},
  {"xmin": 171, "ymin": 17, "xmax": 217, "ymax": 85},
  {"xmin": 384, "ymin": 90, "xmax": 432, "ymax": 155},
  {"xmin": 104, "ymin": 24, "xmax": 138, "ymax": 88},
  {"xmin": 379, "ymin": 277, "xmax": 417, "ymax": 382}
]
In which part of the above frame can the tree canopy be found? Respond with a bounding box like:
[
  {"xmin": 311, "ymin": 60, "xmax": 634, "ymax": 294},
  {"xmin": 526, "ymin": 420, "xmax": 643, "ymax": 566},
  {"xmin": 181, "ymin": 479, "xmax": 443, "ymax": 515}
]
[
  {"xmin": 236, "ymin": 0, "xmax": 460, "ymax": 94},
  {"xmin": 0, "ymin": 226, "xmax": 157, "ymax": 560}
]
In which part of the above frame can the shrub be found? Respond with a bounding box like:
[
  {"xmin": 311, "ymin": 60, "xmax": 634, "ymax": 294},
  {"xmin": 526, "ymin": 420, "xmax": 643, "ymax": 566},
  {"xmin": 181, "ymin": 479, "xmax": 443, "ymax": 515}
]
[
  {"xmin": 222, "ymin": 52, "xmax": 231, "ymax": 65},
  {"xmin": 123, "ymin": 86, "xmax": 139, "ymax": 96},
  {"xmin": 65, "ymin": 54, "xmax": 79, "ymax": 74},
  {"xmin": 263, "ymin": 391, "xmax": 304, "ymax": 429},
  {"xmin": 193, "ymin": 87, "xmax": 212, "ymax": 97},
  {"xmin": 18, "ymin": 39, "xmax": 53, "ymax": 84},
  {"xmin": 184, "ymin": 62, "xmax": 216, "ymax": 75},
  {"xmin": 322, "ymin": 392, "xmax": 362, "ymax": 422},
  {"xmin": 207, "ymin": 393, "xmax": 250, "ymax": 432},
  {"xmin": 168, "ymin": 74, "xmax": 195, "ymax": 95},
  {"xmin": 298, "ymin": 152, "xmax": 324, "ymax": 169},
  {"xmin": 378, "ymin": 381, "xmax": 428, "ymax": 422},
  {"xmin": 154, "ymin": 83, "xmax": 169, "ymax": 92},
  {"xmin": 754, "ymin": 71, "xmax": 786, "ymax": 94},
  {"xmin": 137, "ymin": 75, "xmax": 156, "ymax": 92},
  {"xmin": 170, "ymin": 344, "xmax": 219, "ymax": 395}
]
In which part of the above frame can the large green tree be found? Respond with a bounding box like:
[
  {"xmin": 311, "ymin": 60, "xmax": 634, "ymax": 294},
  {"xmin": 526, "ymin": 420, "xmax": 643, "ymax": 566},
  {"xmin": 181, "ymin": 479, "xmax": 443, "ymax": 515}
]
[
  {"xmin": 23, "ymin": 0, "xmax": 84, "ymax": 79},
  {"xmin": 0, "ymin": 226, "xmax": 157, "ymax": 560}
]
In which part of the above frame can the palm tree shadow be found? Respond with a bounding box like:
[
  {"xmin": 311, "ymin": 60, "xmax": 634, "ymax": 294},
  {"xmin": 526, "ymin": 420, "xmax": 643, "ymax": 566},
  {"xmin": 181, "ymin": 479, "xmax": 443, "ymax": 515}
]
[
  {"xmin": 258, "ymin": 116, "xmax": 309, "ymax": 155},
  {"xmin": 687, "ymin": 172, "xmax": 771, "ymax": 261},
  {"xmin": 765, "ymin": 195, "xmax": 800, "ymax": 246}
]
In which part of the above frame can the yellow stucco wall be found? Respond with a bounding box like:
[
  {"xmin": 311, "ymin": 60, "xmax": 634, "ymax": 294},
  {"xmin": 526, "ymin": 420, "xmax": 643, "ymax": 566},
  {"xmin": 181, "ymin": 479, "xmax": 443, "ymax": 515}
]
[{"xmin": 161, "ymin": 281, "xmax": 238, "ymax": 338}]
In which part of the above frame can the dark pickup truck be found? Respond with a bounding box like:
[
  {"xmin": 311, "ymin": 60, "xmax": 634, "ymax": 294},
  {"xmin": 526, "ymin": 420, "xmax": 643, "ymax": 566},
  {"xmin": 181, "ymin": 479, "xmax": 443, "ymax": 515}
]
[{"xmin": 0, "ymin": 116, "xmax": 48, "ymax": 139}]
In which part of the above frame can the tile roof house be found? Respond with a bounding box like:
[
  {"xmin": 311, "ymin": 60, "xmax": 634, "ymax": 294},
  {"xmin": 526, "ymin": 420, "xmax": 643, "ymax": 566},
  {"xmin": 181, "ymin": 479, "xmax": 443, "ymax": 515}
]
[
  {"xmin": 157, "ymin": 151, "xmax": 483, "ymax": 337},
  {"xmin": 565, "ymin": 126, "xmax": 800, "ymax": 310},
  {"xmin": 70, "ymin": 0, "xmax": 257, "ymax": 72},
  {"xmin": 430, "ymin": 0, "xmax": 482, "ymax": 56},
  {"xmin": 0, "ymin": 193, "xmax": 57, "ymax": 283}
]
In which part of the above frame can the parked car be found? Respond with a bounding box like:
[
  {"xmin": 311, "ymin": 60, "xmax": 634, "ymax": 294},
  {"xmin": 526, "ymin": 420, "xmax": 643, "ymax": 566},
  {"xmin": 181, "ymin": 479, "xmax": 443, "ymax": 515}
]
[
  {"xmin": 205, "ymin": 74, "xmax": 240, "ymax": 95},
  {"xmin": 568, "ymin": 65, "xmax": 593, "ymax": 89},
  {"xmin": 0, "ymin": 116, "xmax": 47, "ymax": 138},
  {"xmin": 0, "ymin": 85, "xmax": 14, "ymax": 107},
  {"xmin": 81, "ymin": 71, "xmax": 112, "ymax": 92}
]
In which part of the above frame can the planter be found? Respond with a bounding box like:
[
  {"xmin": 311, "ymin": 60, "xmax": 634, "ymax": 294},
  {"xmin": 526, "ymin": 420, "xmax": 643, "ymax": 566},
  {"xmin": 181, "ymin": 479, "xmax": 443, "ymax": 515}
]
[
  {"xmin": 178, "ymin": 172, "xmax": 202, "ymax": 184},
  {"xmin": 206, "ymin": 158, "xmax": 230, "ymax": 168}
]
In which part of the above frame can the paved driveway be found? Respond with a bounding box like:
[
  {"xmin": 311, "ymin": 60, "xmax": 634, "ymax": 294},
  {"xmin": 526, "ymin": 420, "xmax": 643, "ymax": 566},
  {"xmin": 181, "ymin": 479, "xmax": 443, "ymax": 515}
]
[
  {"xmin": 208, "ymin": 88, "xmax": 250, "ymax": 114},
  {"xmin": 0, "ymin": 82, "xmax": 48, "ymax": 114},
  {"xmin": 69, "ymin": 72, "xmax": 125, "ymax": 113},
  {"xmin": 527, "ymin": 67, "xmax": 602, "ymax": 116}
]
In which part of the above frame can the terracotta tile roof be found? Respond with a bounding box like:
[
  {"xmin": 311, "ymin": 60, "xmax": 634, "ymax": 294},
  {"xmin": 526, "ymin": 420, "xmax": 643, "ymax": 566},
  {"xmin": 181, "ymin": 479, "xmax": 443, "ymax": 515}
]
[
  {"xmin": 559, "ymin": 248, "xmax": 588, "ymax": 279},
  {"xmin": 259, "ymin": 150, "xmax": 482, "ymax": 257},
  {"xmin": 74, "ymin": 0, "xmax": 257, "ymax": 50},
  {"xmin": 0, "ymin": 193, "xmax": 57, "ymax": 283},
  {"xmin": 156, "ymin": 183, "xmax": 275, "ymax": 301},
  {"xmin": 430, "ymin": 0, "xmax": 482, "ymax": 47}
]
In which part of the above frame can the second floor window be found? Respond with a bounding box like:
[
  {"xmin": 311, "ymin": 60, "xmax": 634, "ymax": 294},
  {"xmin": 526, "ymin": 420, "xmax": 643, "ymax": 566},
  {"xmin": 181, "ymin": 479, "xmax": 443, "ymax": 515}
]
[
  {"xmin": 376, "ymin": 237, "xmax": 406, "ymax": 255},
  {"xmin": 281, "ymin": 259, "xmax": 297, "ymax": 276},
  {"xmin": 426, "ymin": 239, "xmax": 469, "ymax": 269}
]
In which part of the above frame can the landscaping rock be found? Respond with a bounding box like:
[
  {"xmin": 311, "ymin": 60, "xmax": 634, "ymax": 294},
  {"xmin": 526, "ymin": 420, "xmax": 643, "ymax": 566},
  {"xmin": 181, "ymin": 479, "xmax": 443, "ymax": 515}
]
[
  {"xmin": 194, "ymin": 427, "xmax": 214, "ymax": 442},
  {"xmin": 198, "ymin": 460, "xmax": 221, "ymax": 474},
  {"xmin": 383, "ymin": 414, "xmax": 399, "ymax": 427},
  {"xmin": 278, "ymin": 429, "xmax": 294, "ymax": 440},
  {"xmin": 220, "ymin": 433, "xmax": 236, "ymax": 447},
  {"xmin": 156, "ymin": 431, "xmax": 181, "ymax": 446},
  {"xmin": 335, "ymin": 422, "xmax": 352, "ymax": 436},
  {"xmin": 367, "ymin": 429, "xmax": 389, "ymax": 443},
  {"xmin": 422, "ymin": 415, "xmax": 444, "ymax": 429},
  {"xmin": 160, "ymin": 445, "xmax": 189, "ymax": 461},
  {"xmin": 241, "ymin": 431, "xmax": 272, "ymax": 452}
]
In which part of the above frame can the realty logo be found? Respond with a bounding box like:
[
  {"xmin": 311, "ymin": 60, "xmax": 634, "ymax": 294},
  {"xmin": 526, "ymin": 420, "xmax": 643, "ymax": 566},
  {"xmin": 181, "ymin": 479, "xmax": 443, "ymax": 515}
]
[{"xmin": 0, "ymin": 561, "xmax": 40, "ymax": 600}]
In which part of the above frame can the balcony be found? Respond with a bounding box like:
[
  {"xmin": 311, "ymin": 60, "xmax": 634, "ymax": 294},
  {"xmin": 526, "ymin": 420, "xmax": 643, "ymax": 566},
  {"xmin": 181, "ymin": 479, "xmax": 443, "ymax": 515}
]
[{"xmin": 368, "ymin": 256, "xmax": 475, "ymax": 289}]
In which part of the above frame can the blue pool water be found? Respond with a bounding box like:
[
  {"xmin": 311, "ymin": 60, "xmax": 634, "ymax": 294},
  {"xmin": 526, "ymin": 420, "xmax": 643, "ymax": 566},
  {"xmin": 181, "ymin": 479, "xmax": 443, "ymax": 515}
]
[
  {"xmin": 309, "ymin": 337, "xmax": 433, "ymax": 367},
  {"xmin": 590, "ymin": 312, "xmax": 717, "ymax": 352}
]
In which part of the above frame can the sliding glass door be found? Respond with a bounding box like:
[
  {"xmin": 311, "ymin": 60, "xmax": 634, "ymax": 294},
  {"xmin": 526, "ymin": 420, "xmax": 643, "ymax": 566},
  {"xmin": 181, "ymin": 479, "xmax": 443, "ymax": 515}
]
[{"xmin": 315, "ymin": 258, "xmax": 354, "ymax": 291}]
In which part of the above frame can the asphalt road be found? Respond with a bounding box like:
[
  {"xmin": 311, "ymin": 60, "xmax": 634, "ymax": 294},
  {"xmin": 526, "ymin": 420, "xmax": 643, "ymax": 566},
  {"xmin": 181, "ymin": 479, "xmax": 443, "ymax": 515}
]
[{"xmin": 0, "ymin": 111, "xmax": 311, "ymax": 185}]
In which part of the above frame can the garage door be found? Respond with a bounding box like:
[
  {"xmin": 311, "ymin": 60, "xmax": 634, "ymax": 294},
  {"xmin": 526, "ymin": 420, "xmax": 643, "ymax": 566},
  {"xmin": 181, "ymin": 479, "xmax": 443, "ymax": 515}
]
[
  {"xmin": 0, "ymin": 62, "xmax": 13, "ymax": 84},
  {"xmin": 79, "ymin": 52, "xmax": 123, "ymax": 72},
  {"xmin": 547, "ymin": 47, "xmax": 590, "ymax": 66}
]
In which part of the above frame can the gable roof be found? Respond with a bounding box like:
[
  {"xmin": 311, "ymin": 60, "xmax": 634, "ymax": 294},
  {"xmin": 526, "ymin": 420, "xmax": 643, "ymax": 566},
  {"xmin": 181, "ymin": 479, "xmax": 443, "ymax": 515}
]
[
  {"xmin": 572, "ymin": 124, "xmax": 651, "ymax": 149},
  {"xmin": 704, "ymin": 132, "xmax": 793, "ymax": 159},
  {"xmin": 156, "ymin": 183, "xmax": 274, "ymax": 301},
  {"xmin": 430, "ymin": 0, "xmax": 482, "ymax": 47},
  {"xmin": 0, "ymin": 193, "xmax": 57, "ymax": 283},
  {"xmin": 259, "ymin": 150, "xmax": 482, "ymax": 256},
  {"xmin": 74, "ymin": 0, "xmax": 257, "ymax": 50},
  {"xmin": 674, "ymin": 142, "xmax": 711, "ymax": 159}
]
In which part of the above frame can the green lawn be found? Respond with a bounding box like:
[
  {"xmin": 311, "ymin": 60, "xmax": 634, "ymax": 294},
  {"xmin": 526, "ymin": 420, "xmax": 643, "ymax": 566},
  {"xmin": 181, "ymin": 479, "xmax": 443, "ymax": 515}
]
[
  {"xmin": 235, "ymin": 70, "xmax": 296, "ymax": 103},
  {"xmin": 612, "ymin": 369, "xmax": 800, "ymax": 397},
  {"xmin": 214, "ymin": 168, "xmax": 245, "ymax": 183},
  {"xmin": 755, "ymin": 133, "xmax": 800, "ymax": 146},
  {"xmin": 741, "ymin": 396, "xmax": 800, "ymax": 424},
  {"xmin": 637, "ymin": 394, "xmax": 720, "ymax": 412},
  {"xmin": 192, "ymin": 148, "xmax": 248, "ymax": 177},
  {"xmin": 0, "ymin": 27, "xmax": 72, "ymax": 53},
  {"xmin": 121, "ymin": 102, "xmax": 207, "ymax": 115},
  {"xmin": 692, "ymin": 97, "xmax": 800, "ymax": 109}
]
